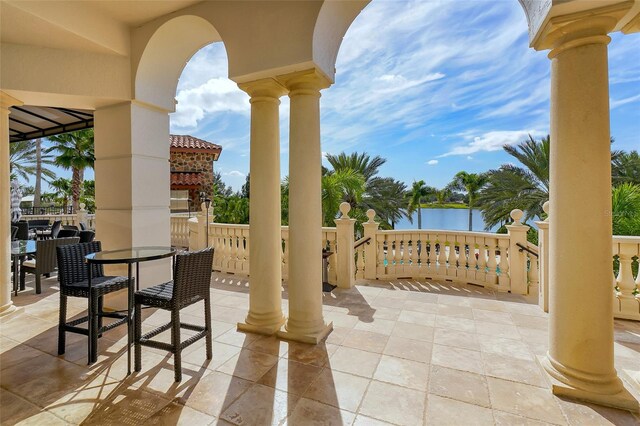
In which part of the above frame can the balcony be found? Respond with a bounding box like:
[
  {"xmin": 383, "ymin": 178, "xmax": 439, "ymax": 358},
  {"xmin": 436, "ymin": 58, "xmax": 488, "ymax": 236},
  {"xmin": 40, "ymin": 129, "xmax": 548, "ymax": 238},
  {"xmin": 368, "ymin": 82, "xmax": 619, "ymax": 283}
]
[{"xmin": 2, "ymin": 271, "xmax": 639, "ymax": 425}]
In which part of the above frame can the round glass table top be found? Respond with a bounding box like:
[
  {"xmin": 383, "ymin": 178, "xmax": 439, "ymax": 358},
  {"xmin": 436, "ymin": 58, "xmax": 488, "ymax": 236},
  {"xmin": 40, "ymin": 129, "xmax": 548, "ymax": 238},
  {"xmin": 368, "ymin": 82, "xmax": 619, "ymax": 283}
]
[
  {"xmin": 85, "ymin": 246, "xmax": 177, "ymax": 264},
  {"xmin": 11, "ymin": 240, "xmax": 36, "ymax": 256}
]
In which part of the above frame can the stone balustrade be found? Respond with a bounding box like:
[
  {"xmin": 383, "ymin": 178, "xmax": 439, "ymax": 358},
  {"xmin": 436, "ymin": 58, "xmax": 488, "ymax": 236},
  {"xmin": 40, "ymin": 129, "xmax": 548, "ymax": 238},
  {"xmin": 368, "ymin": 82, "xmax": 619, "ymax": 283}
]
[
  {"xmin": 612, "ymin": 236, "xmax": 640, "ymax": 321},
  {"xmin": 170, "ymin": 214, "xmax": 190, "ymax": 248},
  {"xmin": 21, "ymin": 204, "xmax": 96, "ymax": 230}
]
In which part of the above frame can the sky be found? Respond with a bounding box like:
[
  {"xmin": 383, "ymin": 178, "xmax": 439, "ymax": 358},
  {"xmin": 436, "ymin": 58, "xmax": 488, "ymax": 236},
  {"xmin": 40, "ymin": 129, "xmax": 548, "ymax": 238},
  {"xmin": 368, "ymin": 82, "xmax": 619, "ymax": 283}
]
[{"xmin": 37, "ymin": 0, "xmax": 640, "ymax": 193}]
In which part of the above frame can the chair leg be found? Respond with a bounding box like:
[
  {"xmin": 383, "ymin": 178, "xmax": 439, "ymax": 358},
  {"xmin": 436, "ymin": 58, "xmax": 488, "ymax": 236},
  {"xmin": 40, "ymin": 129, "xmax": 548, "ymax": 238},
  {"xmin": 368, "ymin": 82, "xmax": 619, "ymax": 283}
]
[
  {"xmin": 204, "ymin": 297, "xmax": 212, "ymax": 360},
  {"xmin": 35, "ymin": 274, "xmax": 41, "ymax": 294},
  {"xmin": 87, "ymin": 297, "xmax": 93, "ymax": 365},
  {"xmin": 91, "ymin": 294, "xmax": 101, "ymax": 363},
  {"xmin": 19, "ymin": 268, "xmax": 26, "ymax": 291},
  {"xmin": 97, "ymin": 296, "xmax": 104, "ymax": 337},
  {"xmin": 172, "ymin": 309, "xmax": 182, "ymax": 382},
  {"xmin": 58, "ymin": 294, "xmax": 67, "ymax": 355},
  {"xmin": 134, "ymin": 302, "xmax": 142, "ymax": 372}
]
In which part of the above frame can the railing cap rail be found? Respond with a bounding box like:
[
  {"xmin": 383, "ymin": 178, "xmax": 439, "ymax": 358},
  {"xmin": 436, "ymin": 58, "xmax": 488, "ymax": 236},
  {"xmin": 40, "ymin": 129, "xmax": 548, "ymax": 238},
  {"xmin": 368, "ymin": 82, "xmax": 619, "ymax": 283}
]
[
  {"xmin": 612, "ymin": 235, "xmax": 640, "ymax": 244},
  {"xmin": 376, "ymin": 229, "xmax": 509, "ymax": 239}
]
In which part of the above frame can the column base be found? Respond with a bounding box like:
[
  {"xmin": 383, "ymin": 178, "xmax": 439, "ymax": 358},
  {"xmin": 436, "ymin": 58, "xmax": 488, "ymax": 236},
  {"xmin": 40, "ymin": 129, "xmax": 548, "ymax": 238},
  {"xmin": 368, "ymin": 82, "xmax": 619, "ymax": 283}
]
[
  {"xmin": 0, "ymin": 303, "xmax": 20, "ymax": 318},
  {"xmin": 538, "ymin": 355, "xmax": 639, "ymax": 412},
  {"xmin": 237, "ymin": 315, "xmax": 286, "ymax": 336},
  {"xmin": 277, "ymin": 321, "xmax": 333, "ymax": 344}
]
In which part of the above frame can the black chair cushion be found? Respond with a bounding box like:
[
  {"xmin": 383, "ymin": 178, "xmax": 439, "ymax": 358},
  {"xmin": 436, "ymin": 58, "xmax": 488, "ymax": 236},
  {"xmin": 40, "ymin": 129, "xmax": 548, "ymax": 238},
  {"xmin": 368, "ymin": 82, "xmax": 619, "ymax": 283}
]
[
  {"xmin": 135, "ymin": 281, "xmax": 174, "ymax": 306},
  {"xmin": 62, "ymin": 275, "xmax": 130, "ymax": 298}
]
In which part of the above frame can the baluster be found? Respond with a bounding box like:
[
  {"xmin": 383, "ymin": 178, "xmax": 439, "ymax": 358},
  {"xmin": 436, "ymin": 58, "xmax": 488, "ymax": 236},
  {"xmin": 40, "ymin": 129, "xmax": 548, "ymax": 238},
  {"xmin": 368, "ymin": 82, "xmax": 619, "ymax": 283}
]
[
  {"xmin": 427, "ymin": 234, "xmax": 436, "ymax": 276},
  {"xmin": 398, "ymin": 233, "xmax": 408, "ymax": 276},
  {"xmin": 498, "ymin": 237, "xmax": 510, "ymax": 290},
  {"xmin": 476, "ymin": 239, "xmax": 487, "ymax": 283},
  {"xmin": 281, "ymin": 228, "xmax": 289, "ymax": 280},
  {"xmin": 486, "ymin": 238, "xmax": 498, "ymax": 287},
  {"xmin": 243, "ymin": 230, "xmax": 250, "ymax": 275},
  {"xmin": 410, "ymin": 233, "xmax": 419, "ymax": 277},
  {"xmin": 466, "ymin": 236, "xmax": 477, "ymax": 283},
  {"xmin": 377, "ymin": 235, "xmax": 386, "ymax": 278},
  {"xmin": 446, "ymin": 235, "xmax": 457, "ymax": 277},
  {"xmin": 328, "ymin": 238, "xmax": 338, "ymax": 284},
  {"xmin": 616, "ymin": 243, "xmax": 638, "ymax": 298},
  {"xmin": 355, "ymin": 246, "xmax": 364, "ymax": 279}
]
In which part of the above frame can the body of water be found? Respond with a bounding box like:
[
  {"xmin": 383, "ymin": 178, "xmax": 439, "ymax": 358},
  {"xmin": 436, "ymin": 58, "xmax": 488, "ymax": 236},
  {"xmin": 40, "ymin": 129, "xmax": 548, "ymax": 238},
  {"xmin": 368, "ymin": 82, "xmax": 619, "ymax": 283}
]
[{"xmin": 395, "ymin": 208, "xmax": 499, "ymax": 232}]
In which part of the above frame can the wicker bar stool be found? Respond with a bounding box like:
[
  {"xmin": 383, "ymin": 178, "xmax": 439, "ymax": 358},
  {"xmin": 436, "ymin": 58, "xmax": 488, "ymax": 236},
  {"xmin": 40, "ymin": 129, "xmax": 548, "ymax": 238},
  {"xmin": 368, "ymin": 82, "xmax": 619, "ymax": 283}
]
[
  {"xmin": 21, "ymin": 237, "xmax": 79, "ymax": 293},
  {"xmin": 57, "ymin": 241, "xmax": 132, "ymax": 364},
  {"xmin": 134, "ymin": 248, "xmax": 214, "ymax": 382}
]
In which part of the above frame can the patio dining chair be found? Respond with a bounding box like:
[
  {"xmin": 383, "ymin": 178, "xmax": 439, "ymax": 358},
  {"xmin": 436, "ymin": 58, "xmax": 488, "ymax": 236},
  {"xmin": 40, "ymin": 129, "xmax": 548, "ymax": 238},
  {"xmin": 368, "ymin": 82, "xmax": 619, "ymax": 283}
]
[
  {"xmin": 20, "ymin": 237, "xmax": 79, "ymax": 294},
  {"xmin": 57, "ymin": 229, "xmax": 80, "ymax": 238},
  {"xmin": 134, "ymin": 248, "xmax": 214, "ymax": 382},
  {"xmin": 79, "ymin": 230, "xmax": 95, "ymax": 243},
  {"xmin": 11, "ymin": 226, "xmax": 18, "ymax": 241},
  {"xmin": 13, "ymin": 221, "xmax": 30, "ymax": 240},
  {"xmin": 57, "ymin": 241, "xmax": 131, "ymax": 364}
]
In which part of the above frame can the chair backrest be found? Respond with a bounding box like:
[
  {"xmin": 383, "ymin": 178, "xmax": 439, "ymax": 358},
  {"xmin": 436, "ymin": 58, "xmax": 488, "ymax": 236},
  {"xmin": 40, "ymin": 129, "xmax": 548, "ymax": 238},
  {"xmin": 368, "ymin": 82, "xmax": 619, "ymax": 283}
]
[
  {"xmin": 79, "ymin": 230, "xmax": 95, "ymax": 243},
  {"xmin": 14, "ymin": 221, "xmax": 29, "ymax": 240},
  {"xmin": 28, "ymin": 219, "xmax": 50, "ymax": 228},
  {"xmin": 10, "ymin": 226, "xmax": 18, "ymax": 241},
  {"xmin": 57, "ymin": 241, "xmax": 104, "ymax": 286},
  {"xmin": 57, "ymin": 229, "xmax": 80, "ymax": 238},
  {"xmin": 36, "ymin": 237, "xmax": 80, "ymax": 274},
  {"xmin": 173, "ymin": 248, "xmax": 214, "ymax": 306},
  {"xmin": 79, "ymin": 222, "xmax": 87, "ymax": 231},
  {"xmin": 50, "ymin": 220, "xmax": 62, "ymax": 238}
]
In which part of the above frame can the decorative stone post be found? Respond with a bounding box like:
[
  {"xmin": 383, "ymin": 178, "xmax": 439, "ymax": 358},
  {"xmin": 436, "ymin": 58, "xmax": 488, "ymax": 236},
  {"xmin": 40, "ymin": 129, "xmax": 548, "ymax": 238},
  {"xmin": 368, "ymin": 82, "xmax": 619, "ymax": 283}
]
[
  {"xmin": 539, "ymin": 15, "xmax": 638, "ymax": 410},
  {"xmin": 335, "ymin": 202, "xmax": 356, "ymax": 289},
  {"xmin": 236, "ymin": 78, "xmax": 286, "ymax": 336},
  {"xmin": 0, "ymin": 91, "xmax": 21, "ymax": 317},
  {"xmin": 535, "ymin": 201, "xmax": 550, "ymax": 312},
  {"xmin": 506, "ymin": 209, "xmax": 530, "ymax": 295},
  {"xmin": 277, "ymin": 69, "xmax": 332, "ymax": 344},
  {"xmin": 362, "ymin": 209, "xmax": 379, "ymax": 280},
  {"xmin": 76, "ymin": 202, "xmax": 88, "ymax": 229}
]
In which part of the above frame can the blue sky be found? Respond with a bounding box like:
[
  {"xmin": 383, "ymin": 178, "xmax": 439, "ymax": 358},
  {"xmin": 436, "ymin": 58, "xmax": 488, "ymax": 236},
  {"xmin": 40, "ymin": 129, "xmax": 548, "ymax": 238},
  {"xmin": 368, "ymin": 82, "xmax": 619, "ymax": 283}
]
[{"xmin": 39, "ymin": 0, "xmax": 640, "ymax": 193}]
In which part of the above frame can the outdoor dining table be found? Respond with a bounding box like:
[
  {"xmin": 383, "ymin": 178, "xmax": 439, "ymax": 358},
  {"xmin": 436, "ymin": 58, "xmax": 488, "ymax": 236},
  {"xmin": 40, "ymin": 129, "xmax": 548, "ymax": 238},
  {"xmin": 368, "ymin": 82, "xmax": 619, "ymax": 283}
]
[
  {"xmin": 10, "ymin": 240, "xmax": 36, "ymax": 295},
  {"xmin": 85, "ymin": 246, "xmax": 176, "ymax": 374}
]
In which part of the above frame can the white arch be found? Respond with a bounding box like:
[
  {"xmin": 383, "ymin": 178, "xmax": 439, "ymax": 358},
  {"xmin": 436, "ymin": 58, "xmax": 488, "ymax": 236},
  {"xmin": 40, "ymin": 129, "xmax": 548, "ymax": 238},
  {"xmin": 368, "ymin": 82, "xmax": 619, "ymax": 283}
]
[{"xmin": 134, "ymin": 15, "xmax": 222, "ymax": 111}]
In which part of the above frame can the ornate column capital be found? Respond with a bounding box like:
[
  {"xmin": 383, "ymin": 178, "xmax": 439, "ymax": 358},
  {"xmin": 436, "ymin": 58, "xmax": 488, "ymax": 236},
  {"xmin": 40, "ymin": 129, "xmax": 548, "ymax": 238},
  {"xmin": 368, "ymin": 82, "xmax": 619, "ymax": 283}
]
[
  {"xmin": 277, "ymin": 68, "xmax": 332, "ymax": 97},
  {"xmin": 238, "ymin": 78, "xmax": 287, "ymax": 102},
  {"xmin": 0, "ymin": 91, "xmax": 23, "ymax": 112},
  {"xmin": 531, "ymin": 2, "xmax": 632, "ymax": 54}
]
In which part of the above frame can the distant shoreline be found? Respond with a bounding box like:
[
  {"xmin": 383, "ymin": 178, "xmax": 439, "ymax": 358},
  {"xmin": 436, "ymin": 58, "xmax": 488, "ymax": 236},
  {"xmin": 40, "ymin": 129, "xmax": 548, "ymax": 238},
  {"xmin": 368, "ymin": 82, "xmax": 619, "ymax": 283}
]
[{"xmin": 419, "ymin": 203, "xmax": 469, "ymax": 209}]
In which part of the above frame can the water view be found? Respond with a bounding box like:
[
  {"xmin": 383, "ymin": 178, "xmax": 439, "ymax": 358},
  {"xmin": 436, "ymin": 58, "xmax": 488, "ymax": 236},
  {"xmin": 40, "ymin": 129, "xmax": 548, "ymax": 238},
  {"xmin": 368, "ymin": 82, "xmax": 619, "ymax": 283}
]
[{"xmin": 396, "ymin": 208, "xmax": 499, "ymax": 232}]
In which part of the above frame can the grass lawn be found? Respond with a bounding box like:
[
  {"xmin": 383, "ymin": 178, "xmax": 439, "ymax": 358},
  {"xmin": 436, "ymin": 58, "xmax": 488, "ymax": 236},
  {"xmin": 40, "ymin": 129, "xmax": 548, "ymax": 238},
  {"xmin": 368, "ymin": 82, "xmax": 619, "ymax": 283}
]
[{"xmin": 420, "ymin": 203, "xmax": 469, "ymax": 209}]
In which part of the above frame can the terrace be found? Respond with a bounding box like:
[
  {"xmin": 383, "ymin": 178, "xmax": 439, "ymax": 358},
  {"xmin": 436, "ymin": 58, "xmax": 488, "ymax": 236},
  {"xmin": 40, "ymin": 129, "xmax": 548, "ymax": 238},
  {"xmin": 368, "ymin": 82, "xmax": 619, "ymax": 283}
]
[
  {"xmin": 2, "ymin": 271, "xmax": 639, "ymax": 425},
  {"xmin": 2, "ymin": 0, "xmax": 640, "ymax": 424}
]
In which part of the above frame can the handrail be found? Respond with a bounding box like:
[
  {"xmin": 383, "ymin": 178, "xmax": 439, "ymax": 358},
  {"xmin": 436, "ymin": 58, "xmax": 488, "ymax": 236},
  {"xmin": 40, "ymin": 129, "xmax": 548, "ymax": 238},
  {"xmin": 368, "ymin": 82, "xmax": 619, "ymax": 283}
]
[
  {"xmin": 517, "ymin": 242, "xmax": 538, "ymax": 257},
  {"xmin": 354, "ymin": 237, "xmax": 371, "ymax": 250}
]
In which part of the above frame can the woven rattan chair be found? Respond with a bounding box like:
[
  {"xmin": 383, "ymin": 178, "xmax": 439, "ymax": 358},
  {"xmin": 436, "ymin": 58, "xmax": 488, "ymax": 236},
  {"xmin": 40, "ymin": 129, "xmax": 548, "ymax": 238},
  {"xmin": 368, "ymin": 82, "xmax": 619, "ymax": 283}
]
[
  {"xmin": 57, "ymin": 229, "xmax": 80, "ymax": 238},
  {"xmin": 11, "ymin": 226, "xmax": 18, "ymax": 241},
  {"xmin": 20, "ymin": 237, "xmax": 79, "ymax": 293},
  {"xmin": 14, "ymin": 221, "xmax": 29, "ymax": 240},
  {"xmin": 50, "ymin": 220, "xmax": 62, "ymax": 239},
  {"xmin": 57, "ymin": 241, "xmax": 131, "ymax": 364},
  {"xmin": 79, "ymin": 230, "xmax": 95, "ymax": 243},
  {"xmin": 134, "ymin": 248, "xmax": 214, "ymax": 382}
]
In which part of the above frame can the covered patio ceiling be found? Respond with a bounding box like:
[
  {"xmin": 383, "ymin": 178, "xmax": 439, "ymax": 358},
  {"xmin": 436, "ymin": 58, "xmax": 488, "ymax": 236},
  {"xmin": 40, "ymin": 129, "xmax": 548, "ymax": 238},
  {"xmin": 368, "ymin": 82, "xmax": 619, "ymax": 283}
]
[{"xmin": 8, "ymin": 105, "xmax": 93, "ymax": 143}]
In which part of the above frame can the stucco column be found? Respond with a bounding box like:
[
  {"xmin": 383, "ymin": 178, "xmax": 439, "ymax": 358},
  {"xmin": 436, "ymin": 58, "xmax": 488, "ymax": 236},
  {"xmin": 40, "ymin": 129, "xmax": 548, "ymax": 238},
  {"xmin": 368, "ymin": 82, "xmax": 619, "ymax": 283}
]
[
  {"xmin": 541, "ymin": 17, "xmax": 638, "ymax": 411},
  {"xmin": 237, "ymin": 79, "xmax": 286, "ymax": 335},
  {"xmin": 0, "ymin": 92, "xmax": 21, "ymax": 317},
  {"xmin": 94, "ymin": 100, "xmax": 172, "ymax": 307},
  {"xmin": 278, "ymin": 69, "xmax": 333, "ymax": 344}
]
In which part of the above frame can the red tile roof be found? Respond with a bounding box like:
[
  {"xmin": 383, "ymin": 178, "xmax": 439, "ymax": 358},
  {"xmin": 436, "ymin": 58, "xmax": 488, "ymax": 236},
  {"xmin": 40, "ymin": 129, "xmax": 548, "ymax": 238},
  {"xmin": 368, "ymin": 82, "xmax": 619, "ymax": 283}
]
[
  {"xmin": 170, "ymin": 134, "xmax": 222, "ymax": 154},
  {"xmin": 170, "ymin": 172, "xmax": 202, "ymax": 186}
]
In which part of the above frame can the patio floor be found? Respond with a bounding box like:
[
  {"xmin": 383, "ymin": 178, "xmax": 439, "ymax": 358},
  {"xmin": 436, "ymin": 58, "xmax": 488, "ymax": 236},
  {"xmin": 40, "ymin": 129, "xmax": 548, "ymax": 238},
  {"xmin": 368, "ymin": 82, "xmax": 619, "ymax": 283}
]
[{"xmin": 1, "ymin": 272, "xmax": 639, "ymax": 425}]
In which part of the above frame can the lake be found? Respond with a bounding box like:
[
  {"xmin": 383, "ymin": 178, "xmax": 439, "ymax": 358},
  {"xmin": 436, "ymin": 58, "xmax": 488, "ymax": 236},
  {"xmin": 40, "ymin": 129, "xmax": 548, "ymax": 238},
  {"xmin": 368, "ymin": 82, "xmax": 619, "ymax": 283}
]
[{"xmin": 395, "ymin": 208, "xmax": 499, "ymax": 232}]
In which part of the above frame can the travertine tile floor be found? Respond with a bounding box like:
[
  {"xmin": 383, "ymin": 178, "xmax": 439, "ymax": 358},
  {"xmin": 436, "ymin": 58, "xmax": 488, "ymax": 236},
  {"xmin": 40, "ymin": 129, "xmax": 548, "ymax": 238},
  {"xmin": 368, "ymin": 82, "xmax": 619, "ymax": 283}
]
[{"xmin": 1, "ymin": 272, "xmax": 639, "ymax": 425}]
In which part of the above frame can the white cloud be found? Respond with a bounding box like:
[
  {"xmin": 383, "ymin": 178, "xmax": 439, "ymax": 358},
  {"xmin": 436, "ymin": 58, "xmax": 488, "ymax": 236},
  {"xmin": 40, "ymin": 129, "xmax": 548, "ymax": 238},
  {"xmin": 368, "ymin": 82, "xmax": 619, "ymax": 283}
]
[
  {"xmin": 171, "ymin": 78, "xmax": 248, "ymax": 129},
  {"xmin": 611, "ymin": 94, "xmax": 640, "ymax": 110},
  {"xmin": 466, "ymin": 156, "xmax": 473, "ymax": 160},
  {"xmin": 427, "ymin": 159, "xmax": 439, "ymax": 165},
  {"xmin": 224, "ymin": 170, "xmax": 245, "ymax": 177},
  {"xmin": 439, "ymin": 130, "xmax": 543, "ymax": 157}
]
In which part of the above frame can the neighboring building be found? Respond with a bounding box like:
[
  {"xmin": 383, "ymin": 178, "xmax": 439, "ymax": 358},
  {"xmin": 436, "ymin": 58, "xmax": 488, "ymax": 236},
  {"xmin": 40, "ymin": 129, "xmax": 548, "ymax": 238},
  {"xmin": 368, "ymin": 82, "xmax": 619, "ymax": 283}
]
[{"xmin": 170, "ymin": 134, "xmax": 222, "ymax": 211}]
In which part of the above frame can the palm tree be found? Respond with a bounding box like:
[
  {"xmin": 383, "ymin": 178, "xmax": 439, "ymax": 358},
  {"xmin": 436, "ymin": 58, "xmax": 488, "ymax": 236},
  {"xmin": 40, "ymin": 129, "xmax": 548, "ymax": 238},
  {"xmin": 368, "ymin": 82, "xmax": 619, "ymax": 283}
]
[
  {"xmin": 9, "ymin": 139, "xmax": 55, "ymax": 185},
  {"xmin": 435, "ymin": 188, "xmax": 451, "ymax": 205},
  {"xmin": 46, "ymin": 178, "xmax": 73, "ymax": 210},
  {"xmin": 325, "ymin": 152, "xmax": 386, "ymax": 182},
  {"xmin": 612, "ymin": 183, "xmax": 640, "ymax": 236},
  {"xmin": 364, "ymin": 177, "xmax": 408, "ymax": 229},
  {"xmin": 47, "ymin": 129, "xmax": 95, "ymax": 212},
  {"xmin": 612, "ymin": 150, "xmax": 640, "ymax": 186},
  {"xmin": 321, "ymin": 169, "xmax": 365, "ymax": 226},
  {"xmin": 406, "ymin": 180, "xmax": 432, "ymax": 229},
  {"xmin": 448, "ymin": 171, "xmax": 488, "ymax": 231}
]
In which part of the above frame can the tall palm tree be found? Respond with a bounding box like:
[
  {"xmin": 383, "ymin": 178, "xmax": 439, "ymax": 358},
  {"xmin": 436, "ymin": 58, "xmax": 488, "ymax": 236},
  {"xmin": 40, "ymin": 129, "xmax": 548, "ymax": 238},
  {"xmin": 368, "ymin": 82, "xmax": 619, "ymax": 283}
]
[
  {"xmin": 407, "ymin": 180, "xmax": 431, "ymax": 230},
  {"xmin": 478, "ymin": 135, "xmax": 550, "ymax": 229},
  {"xmin": 448, "ymin": 171, "xmax": 488, "ymax": 231},
  {"xmin": 46, "ymin": 178, "xmax": 73, "ymax": 210},
  {"xmin": 47, "ymin": 129, "xmax": 95, "ymax": 212},
  {"xmin": 364, "ymin": 177, "xmax": 408, "ymax": 229},
  {"xmin": 325, "ymin": 152, "xmax": 386, "ymax": 182},
  {"xmin": 9, "ymin": 139, "xmax": 55, "ymax": 184}
]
